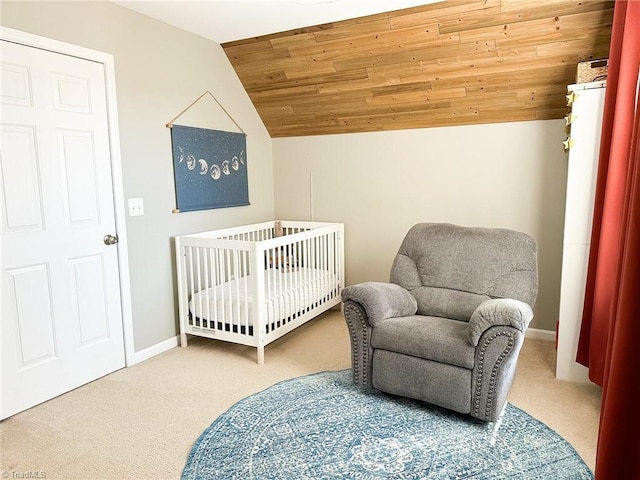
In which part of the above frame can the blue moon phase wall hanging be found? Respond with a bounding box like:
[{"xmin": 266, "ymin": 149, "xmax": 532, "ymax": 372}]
[{"xmin": 170, "ymin": 125, "xmax": 249, "ymax": 212}]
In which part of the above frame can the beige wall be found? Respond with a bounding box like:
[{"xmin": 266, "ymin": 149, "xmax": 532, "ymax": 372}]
[
  {"xmin": 273, "ymin": 120, "xmax": 568, "ymax": 332},
  {"xmin": 1, "ymin": 1, "xmax": 274, "ymax": 351}
]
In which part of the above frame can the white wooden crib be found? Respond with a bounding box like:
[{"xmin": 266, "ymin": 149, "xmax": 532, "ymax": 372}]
[{"xmin": 175, "ymin": 221, "xmax": 344, "ymax": 364}]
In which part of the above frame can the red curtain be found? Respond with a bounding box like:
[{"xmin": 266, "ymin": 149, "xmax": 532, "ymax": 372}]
[{"xmin": 576, "ymin": 1, "xmax": 640, "ymax": 478}]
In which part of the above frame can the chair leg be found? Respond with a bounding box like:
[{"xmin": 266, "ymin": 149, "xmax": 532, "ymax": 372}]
[{"xmin": 488, "ymin": 404, "xmax": 508, "ymax": 444}]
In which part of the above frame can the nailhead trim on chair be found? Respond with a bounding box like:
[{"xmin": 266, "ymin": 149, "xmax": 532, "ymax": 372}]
[{"xmin": 473, "ymin": 330, "xmax": 515, "ymax": 420}]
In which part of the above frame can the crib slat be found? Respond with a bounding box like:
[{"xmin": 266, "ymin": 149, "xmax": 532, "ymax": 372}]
[
  {"xmin": 217, "ymin": 249, "xmax": 225, "ymax": 330},
  {"xmin": 242, "ymin": 250, "xmax": 249, "ymax": 332},
  {"xmin": 283, "ymin": 243, "xmax": 290, "ymax": 323},
  {"xmin": 225, "ymin": 249, "xmax": 232, "ymax": 329},
  {"xmin": 269, "ymin": 246, "xmax": 276, "ymax": 329},
  {"xmin": 209, "ymin": 248, "xmax": 217, "ymax": 330},
  {"xmin": 196, "ymin": 248, "xmax": 202, "ymax": 324},
  {"xmin": 202, "ymin": 248, "xmax": 210, "ymax": 328},
  {"xmin": 233, "ymin": 250, "xmax": 240, "ymax": 331},
  {"xmin": 279, "ymin": 245, "xmax": 286, "ymax": 324},
  {"xmin": 303, "ymin": 238, "xmax": 309, "ymax": 309},
  {"xmin": 292, "ymin": 240, "xmax": 299, "ymax": 318}
]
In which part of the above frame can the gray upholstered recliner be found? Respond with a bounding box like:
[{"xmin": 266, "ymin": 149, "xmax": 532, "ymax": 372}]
[{"xmin": 342, "ymin": 223, "xmax": 538, "ymax": 421}]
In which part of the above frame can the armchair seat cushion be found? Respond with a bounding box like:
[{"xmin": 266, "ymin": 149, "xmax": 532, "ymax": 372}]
[{"xmin": 371, "ymin": 316, "xmax": 475, "ymax": 369}]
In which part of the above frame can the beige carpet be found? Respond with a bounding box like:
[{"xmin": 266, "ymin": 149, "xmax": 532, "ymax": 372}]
[{"xmin": 0, "ymin": 309, "xmax": 602, "ymax": 479}]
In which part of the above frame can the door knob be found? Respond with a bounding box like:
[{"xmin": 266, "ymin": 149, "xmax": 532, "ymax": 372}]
[{"xmin": 103, "ymin": 234, "xmax": 119, "ymax": 245}]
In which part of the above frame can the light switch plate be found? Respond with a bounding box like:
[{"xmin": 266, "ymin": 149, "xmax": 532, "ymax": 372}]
[{"xmin": 128, "ymin": 198, "xmax": 144, "ymax": 216}]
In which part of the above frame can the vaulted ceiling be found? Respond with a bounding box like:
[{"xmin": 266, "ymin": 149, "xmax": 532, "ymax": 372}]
[{"xmin": 222, "ymin": 0, "xmax": 614, "ymax": 137}]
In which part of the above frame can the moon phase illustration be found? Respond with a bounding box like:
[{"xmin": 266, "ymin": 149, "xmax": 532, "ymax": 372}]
[
  {"xmin": 173, "ymin": 127, "xmax": 249, "ymax": 211},
  {"xmin": 178, "ymin": 142, "xmax": 246, "ymax": 183},
  {"xmin": 198, "ymin": 159, "xmax": 208, "ymax": 175}
]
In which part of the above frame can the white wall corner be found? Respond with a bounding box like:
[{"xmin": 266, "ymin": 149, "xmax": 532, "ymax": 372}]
[
  {"xmin": 132, "ymin": 336, "xmax": 179, "ymax": 365},
  {"xmin": 525, "ymin": 328, "xmax": 556, "ymax": 342}
]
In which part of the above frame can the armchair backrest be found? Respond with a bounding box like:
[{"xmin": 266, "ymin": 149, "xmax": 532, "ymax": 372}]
[{"xmin": 390, "ymin": 223, "xmax": 538, "ymax": 321}]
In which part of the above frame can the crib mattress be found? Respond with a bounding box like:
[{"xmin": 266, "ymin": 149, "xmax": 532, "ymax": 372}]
[{"xmin": 188, "ymin": 267, "xmax": 337, "ymax": 328}]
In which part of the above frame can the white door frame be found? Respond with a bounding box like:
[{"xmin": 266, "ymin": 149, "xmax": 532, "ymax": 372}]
[{"xmin": 1, "ymin": 26, "xmax": 136, "ymax": 367}]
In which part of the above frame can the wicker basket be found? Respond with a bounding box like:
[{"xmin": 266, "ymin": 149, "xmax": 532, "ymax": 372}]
[{"xmin": 576, "ymin": 59, "xmax": 608, "ymax": 83}]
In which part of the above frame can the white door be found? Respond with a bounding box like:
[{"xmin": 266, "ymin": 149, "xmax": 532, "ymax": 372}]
[{"xmin": 1, "ymin": 40, "xmax": 125, "ymax": 419}]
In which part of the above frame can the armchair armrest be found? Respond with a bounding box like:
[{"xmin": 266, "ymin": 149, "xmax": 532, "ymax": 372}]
[
  {"xmin": 469, "ymin": 298, "xmax": 533, "ymax": 346},
  {"xmin": 342, "ymin": 282, "xmax": 417, "ymax": 326}
]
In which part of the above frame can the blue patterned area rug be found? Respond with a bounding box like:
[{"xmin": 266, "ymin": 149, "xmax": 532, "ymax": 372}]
[{"xmin": 182, "ymin": 370, "xmax": 593, "ymax": 480}]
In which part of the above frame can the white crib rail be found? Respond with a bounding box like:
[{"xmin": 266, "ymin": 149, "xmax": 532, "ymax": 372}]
[{"xmin": 176, "ymin": 221, "xmax": 344, "ymax": 364}]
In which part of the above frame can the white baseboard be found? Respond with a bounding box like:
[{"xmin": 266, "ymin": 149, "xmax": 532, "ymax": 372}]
[
  {"xmin": 128, "ymin": 328, "xmax": 554, "ymax": 365},
  {"xmin": 525, "ymin": 328, "xmax": 555, "ymax": 342},
  {"xmin": 132, "ymin": 335, "xmax": 179, "ymax": 365}
]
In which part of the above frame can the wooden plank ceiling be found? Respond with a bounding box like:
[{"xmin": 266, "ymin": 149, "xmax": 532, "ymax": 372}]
[{"xmin": 222, "ymin": 0, "xmax": 614, "ymax": 137}]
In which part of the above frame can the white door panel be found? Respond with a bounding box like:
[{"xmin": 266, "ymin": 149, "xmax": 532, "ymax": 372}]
[
  {"xmin": 0, "ymin": 124, "xmax": 43, "ymax": 230},
  {"xmin": 5, "ymin": 263, "xmax": 57, "ymax": 367},
  {"xmin": 0, "ymin": 62, "xmax": 32, "ymax": 106},
  {"xmin": 1, "ymin": 40, "xmax": 125, "ymax": 419}
]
